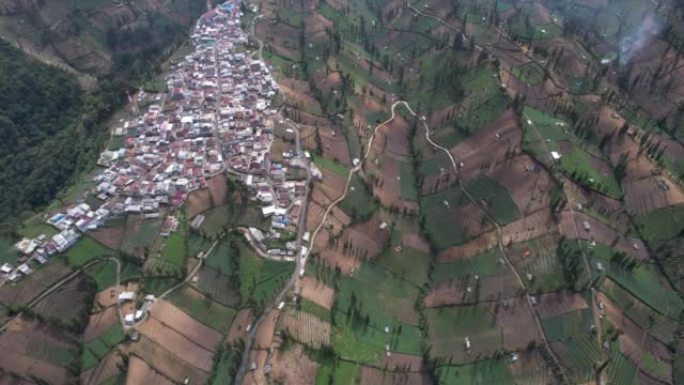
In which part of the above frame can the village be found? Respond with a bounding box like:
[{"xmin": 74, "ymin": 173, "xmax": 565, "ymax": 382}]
[{"xmin": 1, "ymin": 0, "xmax": 310, "ymax": 296}]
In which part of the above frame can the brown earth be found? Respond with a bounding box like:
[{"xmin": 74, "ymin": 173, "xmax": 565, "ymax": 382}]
[
  {"xmin": 135, "ymin": 317, "xmax": 215, "ymax": 372},
  {"xmin": 206, "ymin": 174, "xmax": 228, "ymax": 206},
  {"xmin": 83, "ymin": 306, "xmax": 118, "ymax": 342},
  {"xmin": 185, "ymin": 188, "xmax": 212, "ymax": 219},
  {"xmin": 269, "ymin": 344, "xmax": 319, "ymax": 385},
  {"xmin": 81, "ymin": 351, "xmax": 123, "ymax": 385},
  {"xmin": 127, "ymin": 335, "xmax": 210, "ymax": 385},
  {"xmin": 536, "ymin": 291, "xmax": 589, "ymax": 319},
  {"xmin": 280, "ymin": 310, "xmax": 331, "ymax": 348},
  {"xmin": 360, "ymin": 366, "xmax": 432, "ymax": 385},
  {"xmin": 254, "ymin": 309, "xmax": 280, "ymax": 350},
  {"xmin": 125, "ymin": 355, "xmax": 175, "ymax": 385},
  {"xmin": 228, "ymin": 309, "xmax": 254, "ymax": 344},
  {"xmin": 300, "ymin": 276, "xmax": 336, "ymax": 310},
  {"xmin": 148, "ymin": 300, "xmax": 223, "ymax": 351},
  {"xmin": 487, "ymin": 155, "xmax": 555, "ymax": 215}
]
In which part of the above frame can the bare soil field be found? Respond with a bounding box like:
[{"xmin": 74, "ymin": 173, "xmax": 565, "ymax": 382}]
[
  {"xmin": 0, "ymin": 352, "xmax": 67, "ymax": 385},
  {"xmin": 89, "ymin": 225, "xmax": 125, "ymax": 250},
  {"xmin": 624, "ymin": 178, "xmax": 684, "ymax": 215},
  {"xmin": 361, "ymin": 366, "xmax": 432, "ymax": 385},
  {"xmin": 81, "ymin": 351, "xmax": 123, "ymax": 385},
  {"xmin": 186, "ymin": 188, "xmax": 212, "ymax": 218},
  {"xmin": 228, "ymin": 308, "xmax": 254, "ymax": 343},
  {"xmin": 149, "ymin": 300, "xmax": 223, "ymax": 351},
  {"xmin": 135, "ymin": 317, "xmax": 215, "ymax": 372},
  {"xmin": 319, "ymin": 125, "xmax": 352, "ymax": 166},
  {"xmin": 379, "ymin": 352, "xmax": 426, "ymax": 372},
  {"xmin": 370, "ymin": 156, "xmax": 419, "ymax": 211},
  {"xmin": 207, "ymin": 174, "xmax": 228, "ymax": 206},
  {"xmin": 558, "ymin": 211, "xmax": 649, "ymax": 260},
  {"xmin": 83, "ymin": 306, "xmax": 118, "ymax": 342},
  {"xmin": 127, "ymin": 335, "xmax": 210, "ymax": 385},
  {"xmin": 425, "ymin": 273, "xmax": 520, "ymax": 308},
  {"xmin": 508, "ymin": 349, "xmax": 551, "ymax": 385},
  {"xmin": 242, "ymin": 349, "xmax": 269, "ymax": 385},
  {"xmin": 495, "ymin": 296, "xmax": 542, "ymax": 351},
  {"xmin": 487, "ymin": 155, "xmax": 554, "ymax": 215},
  {"xmin": 449, "ymin": 108, "xmax": 522, "ymax": 182},
  {"xmin": 437, "ymin": 233, "xmax": 498, "ymax": 262},
  {"xmin": 125, "ymin": 355, "xmax": 175, "ymax": 385},
  {"xmin": 402, "ymin": 232, "xmax": 430, "ymax": 253},
  {"xmin": 339, "ymin": 216, "xmax": 389, "ymax": 260},
  {"xmin": 280, "ymin": 310, "xmax": 331, "ymax": 348},
  {"xmin": 0, "ymin": 318, "xmax": 72, "ymax": 385},
  {"xmin": 536, "ymin": 291, "xmax": 588, "ymax": 319},
  {"xmin": 94, "ymin": 285, "xmax": 123, "ymax": 308},
  {"xmin": 300, "ymin": 276, "xmax": 336, "ymax": 310},
  {"xmin": 501, "ymin": 209, "xmax": 556, "ymax": 245},
  {"xmin": 254, "ymin": 309, "xmax": 280, "ymax": 350},
  {"xmin": 269, "ymin": 344, "xmax": 318, "ymax": 385}
]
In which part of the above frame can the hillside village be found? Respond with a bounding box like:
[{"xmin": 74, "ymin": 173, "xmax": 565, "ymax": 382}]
[{"xmin": 3, "ymin": 1, "xmax": 309, "ymax": 284}]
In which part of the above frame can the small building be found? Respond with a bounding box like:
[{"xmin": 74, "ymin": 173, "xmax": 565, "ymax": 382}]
[
  {"xmin": 550, "ymin": 151, "xmax": 561, "ymax": 160},
  {"xmin": 124, "ymin": 314, "xmax": 136, "ymax": 325},
  {"xmin": 118, "ymin": 291, "xmax": 135, "ymax": 302},
  {"xmin": 0, "ymin": 263, "xmax": 12, "ymax": 274},
  {"xmin": 583, "ymin": 221, "xmax": 591, "ymax": 232}
]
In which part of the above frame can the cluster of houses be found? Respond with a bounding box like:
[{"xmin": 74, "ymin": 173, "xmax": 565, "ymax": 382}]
[
  {"xmin": 3, "ymin": 203, "xmax": 109, "ymax": 283},
  {"xmin": 3, "ymin": 0, "xmax": 309, "ymax": 284}
]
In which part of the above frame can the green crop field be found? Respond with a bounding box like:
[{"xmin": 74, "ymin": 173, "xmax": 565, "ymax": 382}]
[
  {"xmin": 432, "ymin": 249, "xmax": 502, "ymax": 282},
  {"xmin": 436, "ymin": 358, "xmax": 514, "ymax": 385},
  {"xmin": 209, "ymin": 345, "xmax": 241, "ymax": 385},
  {"xmin": 339, "ymin": 174, "xmax": 376, "ymax": 221},
  {"xmin": 299, "ymin": 298, "xmax": 331, "ymax": 322},
  {"xmin": 419, "ymin": 152, "xmax": 454, "ymax": 177},
  {"xmin": 85, "ymin": 259, "xmax": 141, "ymax": 290},
  {"xmin": 195, "ymin": 266, "xmax": 241, "ymax": 307},
  {"xmin": 420, "ymin": 182, "xmax": 470, "ymax": 249},
  {"xmin": 121, "ymin": 217, "xmax": 162, "ymax": 253},
  {"xmin": 425, "ymin": 304, "xmax": 502, "ymax": 359},
  {"xmin": 563, "ymin": 334, "xmax": 602, "ymax": 380},
  {"xmin": 170, "ymin": 286, "xmax": 237, "ymax": 334},
  {"xmin": 636, "ymin": 204, "xmax": 684, "ymax": 243},
  {"xmin": 512, "ymin": 63, "xmax": 545, "ymax": 85},
  {"xmin": 522, "ymin": 107, "xmax": 621, "ymax": 198},
  {"xmin": 584, "ymin": 241, "xmax": 683, "ymax": 319},
  {"xmin": 606, "ymin": 346, "xmax": 638, "ymax": 385},
  {"xmin": 399, "ymin": 161, "xmax": 419, "ymax": 201},
  {"xmin": 141, "ymin": 277, "xmax": 179, "ymax": 296},
  {"xmin": 82, "ymin": 323, "xmax": 125, "ymax": 371},
  {"xmin": 541, "ymin": 309, "xmax": 593, "ymax": 341},
  {"xmin": 239, "ymin": 244, "xmax": 293, "ymax": 308},
  {"xmin": 315, "ymin": 361, "xmax": 361, "ymax": 385},
  {"xmin": 465, "ymin": 176, "xmax": 520, "ymax": 225},
  {"xmin": 373, "ymin": 245, "xmax": 430, "ymax": 287},
  {"xmin": 64, "ymin": 237, "xmax": 114, "ymax": 266}
]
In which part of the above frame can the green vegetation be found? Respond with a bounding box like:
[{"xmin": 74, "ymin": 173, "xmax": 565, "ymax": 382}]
[
  {"xmin": 239, "ymin": 244, "xmax": 293, "ymax": 308},
  {"xmin": 399, "ymin": 162, "xmax": 419, "ymax": 201},
  {"xmin": 425, "ymin": 304, "xmax": 502, "ymax": 359},
  {"xmin": 64, "ymin": 237, "xmax": 114, "ymax": 266},
  {"xmin": 0, "ymin": 41, "xmax": 83, "ymax": 225},
  {"xmin": 170, "ymin": 286, "xmax": 238, "ymax": 334},
  {"xmin": 522, "ymin": 107, "xmax": 621, "ymax": 198},
  {"xmin": 85, "ymin": 259, "xmax": 142, "ymax": 290},
  {"xmin": 636, "ymin": 204, "xmax": 684, "ymax": 243},
  {"xmin": 315, "ymin": 361, "xmax": 360, "ymax": 385},
  {"xmin": 541, "ymin": 309, "xmax": 593, "ymax": 341},
  {"xmin": 339, "ymin": 174, "xmax": 376, "ymax": 221},
  {"xmin": 82, "ymin": 323, "xmax": 125, "ymax": 370},
  {"xmin": 511, "ymin": 63, "xmax": 545, "ymax": 85},
  {"xmin": 436, "ymin": 358, "xmax": 514, "ymax": 385},
  {"xmin": 465, "ymin": 176, "xmax": 520, "ymax": 225},
  {"xmin": 420, "ymin": 183, "xmax": 469, "ymax": 249},
  {"xmin": 431, "ymin": 249, "xmax": 501, "ymax": 283}
]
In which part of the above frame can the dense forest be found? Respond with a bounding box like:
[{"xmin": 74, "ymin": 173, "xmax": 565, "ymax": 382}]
[{"xmin": 0, "ymin": 41, "xmax": 88, "ymax": 227}]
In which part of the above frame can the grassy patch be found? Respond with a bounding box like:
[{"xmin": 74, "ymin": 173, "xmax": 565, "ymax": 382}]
[
  {"xmin": 169, "ymin": 286, "xmax": 237, "ymax": 334},
  {"xmin": 315, "ymin": 360, "xmax": 361, "ymax": 385},
  {"xmin": 82, "ymin": 323, "xmax": 125, "ymax": 371},
  {"xmin": 541, "ymin": 309, "xmax": 593, "ymax": 341},
  {"xmin": 465, "ymin": 175, "xmax": 520, "ymax": 225},
  {"xmin": 436, "ymin": 358, "xmax": 514, "ymax": 385},
  {"xmin": 511, "ymin": 62, "xmax": 545, "ymax": 85},
  {"xmin": 432, "ymin": 249, "xmax": 501, "ymax": 282},
  {"xmin": 399, "ymin": 161, "xmax": 419, "ymax": 201},
  {"xmin": 85, "ymin": 259, "xmax": 142, "ymax": 290},
  {"xmin": 64, "ymin": 237, "xmax": 114, "ymax": 266},
  {"xmin": 636, "ymin": 204, "xmax": 684, "ymax": 243},
  {"xmin": 425, "ymin": 304, "xmax": 502, "ymax": 359},
  {"xmin": 239, "ymin": 244, "xmax": 293, "ymax": 308},
  {"xmin": 339, "ymin": 174, "xmax": 376, "ymax": 221},
  {"xmin": 420, "ymin": 183, "xmax": 469, "ymax": 249}
]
